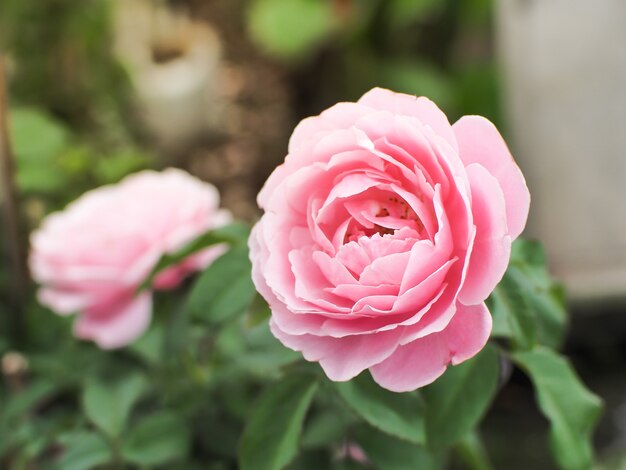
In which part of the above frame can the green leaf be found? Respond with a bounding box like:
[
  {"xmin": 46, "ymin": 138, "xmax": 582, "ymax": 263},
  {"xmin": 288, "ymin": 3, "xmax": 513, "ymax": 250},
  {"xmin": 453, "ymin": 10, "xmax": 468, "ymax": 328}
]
[
  {"xmin": 387, "ymin": 0, "xmax": 442, "ymax": 29},
  {"xmin": 353, "ymin": 424, "xmax": 444, "ymax": 470},
  {"xmin": 380, "ymin": 61, "xmax": 455, "ymax": 113},
  {"xmin": 141, "ymin": 222, "xmax": 250, "ymax": 290},
  {"xmin": 301, "ymin": 409, "xmax": 351, "ymax": 449},
  {"xmin": 247, "ymin": 0, "xmax": 335, "ymax": 60},
  {"xmin": 512, "ymin": 347, "xmax": 603, "ymax": 470},
  {"xmin": 239, "ymin": 374, "xmax": 319, "ymax": 470},
  {"xmin": 128, "ymin": 323, "xmax": 165, "ymax": 365},
  {"xmin": 56, "ymin": 431, "xmax": 113, "ymax": 470},
  {"xmin": 93, "ymin": 148, "xmax": 150, "ymax": 184},
  {"xmin": 335, "ymin": 373, "xmax": 425, "ymax": 444},
  {"xmin": 122, "ymin": 411, "xmax": 190, "ymax": 465},
  {"xmin": 454, "ymin": 432, "xmax": 494, "ymax": 470},
  {"xmin": 188, "ymin": 245, "xmax": 256, "ymax": 324},
  {"xmin": 423, "ymin": 344, "xmax": 500, "ymax": 450},
  {"xmin": 487, "ymin": 267, "xmax": 537, "ymax": 350},
  {"xmin": 82, "ymin": 373, "xmax": 147, "ymax": 438},
  {"xmin": 510, "ymin": 240, "xmax": 567, "ymax": 349},
  {"xmin": 10, "ymin": 107, "xmax": 71, "ymax": 193},
  {"xmin": 10, "ymin": 107, "xmax": 69, "ymax": 163},
  {"xmin": 0, "ymin": 380, "xmax": 57, "ymax": 427}
]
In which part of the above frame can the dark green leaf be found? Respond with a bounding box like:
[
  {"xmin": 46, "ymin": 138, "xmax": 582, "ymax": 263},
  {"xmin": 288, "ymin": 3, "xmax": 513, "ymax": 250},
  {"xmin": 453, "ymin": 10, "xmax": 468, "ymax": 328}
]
[
  {"xmin": 56, "ymin": 431, "xmax": 113, "ymax": 470},
  {"xmin": 188, "ymin": 246, "xmax": 256, "ymax": 324},
  {"xmin": 122, "ymin": 411, "xmax": 190, "ymax": 465},
  {"xmin": 301, "ymin": 409, "xmax": 351, "ymax": 449},
  {"xmin": 353, "ymin": 424, "xmax": 444, "ymax": 470},
  {"xmin": 335, "ymin": 373, "xmax": 425, "ymax": 444},
  {"xmin": 82, "ymin": 373, "xmax": 147, "ymax": 437},
  {"xmin": 387, "ymin": 0, "xmax": 441, "ymax": 29},
  {"xmin": 128, "ymin": 323, "xmax": 165, "ymax": 365},
  {"xmin": 239, "ymin": 374, "xmax": 319, "ymax": 470},
  {"xmin": 512, "ymin": 347, "xmax": 602, "ymax": 470},
  {"xmin": 454, "ymin": 432, "xmax": 494, "ymax": 470},
  {"xmin": 423, "ymin": 344, "xmax": 499, "ymax": 450},
  {"xmin": 247, "ymin": 0, "xmax": 335, "ymax": 60},
  {"xmin": 487, "ymin": 267, "xmax": 537, "ymax": 350},
  {"xmin": 488, "ymin": 239, "xmax": 567, "ymax": 350},
  {"xmin": 0, "ymin": 380, "xmax": 57, "ymax": 427},
  {"xmin": 141, "ymin": 223, "xmax": 250, "ymax": 290},
  {"xmin": 509, "ymin": 239, "xmax": 567, "ymax": 349}
]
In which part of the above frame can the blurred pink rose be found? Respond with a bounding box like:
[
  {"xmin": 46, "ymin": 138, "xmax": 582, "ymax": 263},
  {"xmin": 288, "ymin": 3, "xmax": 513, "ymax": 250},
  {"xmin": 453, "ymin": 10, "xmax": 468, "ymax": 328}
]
[
  {"xmin": 249, "ymin": 88, "xmax": 529, "ymax": 392},
  {"xmin": 30, "ymin": 169, "xmax": 231, "ymax": 349}
]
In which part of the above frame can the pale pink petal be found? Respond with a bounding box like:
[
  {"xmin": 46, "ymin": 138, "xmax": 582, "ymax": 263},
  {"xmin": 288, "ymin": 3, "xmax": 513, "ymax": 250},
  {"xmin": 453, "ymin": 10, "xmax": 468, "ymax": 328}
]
[
  {"xmin": 459, "ymin": 164, "xmax": 512, "ymax": 305},
  {"xmin": 359, "ymin": 252, "xmax": 410, "ymax": 286},
  {"xmin": 288, "ymin": 103, "xmax": 373, "ymax": 152},
  {"xmin": 73, "ymin": 292, "xmax": 153, "ymax": 349},
  {"xmin": 453, "ymin": 115, "xmax": 530, "ymax": 238},
  {"xmin": 370, "ymin": 332, "xmax": 449, "ymax": 392},
  {"xmin": 37, "ymin": 288, "xmax": 94, "ymax": 315},
  {"xmin": 370, "ymin": 303, "xmax": 491, "ymax": 391},
  {"xmin": 357, "ymin": 88, "xmax": 458, "ymax": 151},
  {"xmin": 270, "ymin": 320, "xmax": 402, "ymax": 381},
  {"xmin": 445, "ymin": 302, "xmax": 492, "ymax": 365}
]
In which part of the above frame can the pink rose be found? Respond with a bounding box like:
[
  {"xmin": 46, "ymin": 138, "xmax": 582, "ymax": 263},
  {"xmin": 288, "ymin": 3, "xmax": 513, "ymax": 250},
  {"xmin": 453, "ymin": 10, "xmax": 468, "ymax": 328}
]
[
  {"xmin": 249, "ymin": 88, "xmax": 530, "ymax": 392},
  {"xmin": 30, "ymin": 169, "xmax": 231, "ymax": 349}
]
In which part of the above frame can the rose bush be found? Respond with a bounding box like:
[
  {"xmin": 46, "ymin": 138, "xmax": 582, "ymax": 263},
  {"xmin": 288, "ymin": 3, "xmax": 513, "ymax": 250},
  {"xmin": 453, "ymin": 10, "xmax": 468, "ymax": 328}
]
[
  {"xmin": 249, "ymin": 87, "xmax": 530, "ymax": 392},
  {"xmin": 30, "ymin": 168, "xmax": 231, "ymax": 348}
]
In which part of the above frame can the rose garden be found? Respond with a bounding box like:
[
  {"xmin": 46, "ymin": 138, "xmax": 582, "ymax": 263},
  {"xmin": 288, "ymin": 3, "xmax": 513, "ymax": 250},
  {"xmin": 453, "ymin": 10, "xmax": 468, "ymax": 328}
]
[{"xmin": 0, "ymin": 1, "xmax": 624, "ymax": 469}]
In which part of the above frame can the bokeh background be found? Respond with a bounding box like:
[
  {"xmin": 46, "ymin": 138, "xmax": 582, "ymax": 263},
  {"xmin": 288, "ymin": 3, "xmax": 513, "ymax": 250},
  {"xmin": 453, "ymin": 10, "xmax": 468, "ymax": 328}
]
[{"xmin": 0, "ymin": 0, "xmax": 625, "ymax": 468}]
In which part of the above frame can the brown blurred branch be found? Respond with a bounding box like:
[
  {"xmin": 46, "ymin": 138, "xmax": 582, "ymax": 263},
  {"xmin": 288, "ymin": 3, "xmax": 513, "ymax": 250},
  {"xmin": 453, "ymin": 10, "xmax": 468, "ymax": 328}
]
[{"xmin": 0, "ymin": 55, "xmax": 27, "ymax": 338}]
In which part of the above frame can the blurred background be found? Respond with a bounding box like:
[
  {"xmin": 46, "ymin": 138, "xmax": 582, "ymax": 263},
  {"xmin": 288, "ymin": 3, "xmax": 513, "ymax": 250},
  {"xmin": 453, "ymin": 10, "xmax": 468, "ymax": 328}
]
[{"xmin": 0, "ymin": 0, "xmax": 625, "ymax": 468}]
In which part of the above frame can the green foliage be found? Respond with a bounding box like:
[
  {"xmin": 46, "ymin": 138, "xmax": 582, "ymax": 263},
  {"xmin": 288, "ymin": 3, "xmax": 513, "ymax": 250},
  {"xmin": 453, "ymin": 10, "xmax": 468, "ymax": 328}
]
[
  {"xmin": 82, "ymin": 373, "xmax": 147, "ymax": 438},
  {"xmin": 489, "ymin": 239, "xmax": 568, "ymax": 350},
  {"xmin": 488, "ymin": 269, "xmax": 536, "ymax": 350},
  {"xmin": 513, "ymin": 348, "xmax": 603, "ymax": 470},
  {"xmin": 122, "ymin": 411, "xmax": 191, "ymax": 465},
  {"xmin": 8, "ymin": 106, "xmax": 150, "ymax": 213},
  {"xmin": 335, "ymin": 373, "xmax": 426, "ymax": 444},
  {"xmin": 189, "ymin": 246, "xmax": 256, "ymax": 324},
  {"xmin": 387, "ymin": 0, "xmax": 442, "ymax": 29},
  {"xmin": 56, "ymin": 431, "xmax": 113, "ymax": 470},
  {"xmin": 239, "ymin": 374, "xmax": 319, "ymax": 470},
  {"xmin": 10, "ymin": 107, "xmax": 72, "ymax": 194},
  {"xmin": 353, "ymin": 424, "xmax": 444, "ymax": 470},
  {"xmin": 247, "ymin": 0, "xmax": 336, "ymax": 61},
  {"xmin": 142, "ymin": 222, "xmax": 250, "ymax": 290},
  {"xmin": 423, "ymin": 345, "xmax": 500, "ymax": 451}
]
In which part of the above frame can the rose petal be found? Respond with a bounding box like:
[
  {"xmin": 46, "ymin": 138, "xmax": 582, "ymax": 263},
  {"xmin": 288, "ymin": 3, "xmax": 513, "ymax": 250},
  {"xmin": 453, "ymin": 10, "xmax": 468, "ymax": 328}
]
[
  {"xmin": 370, "ymin": 302, "xmax": 491, "ymax": 391},
  {"xmin": 453, "ymin": 115, "xmax": 530, "ymax": 238},
  {"xmin": 73, "ymin": 292, "xmax": 153, "ymax": 349},
  {"xmin": 270, "ymin": 319, "xmax": 403, "ymax": 381},
  {"xmin": 459, "ymin": 164, "xmax": 512, "ymax": 305},
  {"xmin": 358, "ymin": 88, "xmax": 458, "ymax": 151}
]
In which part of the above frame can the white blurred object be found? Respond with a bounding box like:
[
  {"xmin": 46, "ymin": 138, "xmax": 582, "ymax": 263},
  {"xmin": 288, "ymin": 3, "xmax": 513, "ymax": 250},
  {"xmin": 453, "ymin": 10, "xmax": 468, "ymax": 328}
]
[
  {"xmin": 496, "ymin": 0, "xmax": 626, "ymax": 300},
  {"xmin": 113, "ymin": 0, "xmax": 223, "ymax": 150}
]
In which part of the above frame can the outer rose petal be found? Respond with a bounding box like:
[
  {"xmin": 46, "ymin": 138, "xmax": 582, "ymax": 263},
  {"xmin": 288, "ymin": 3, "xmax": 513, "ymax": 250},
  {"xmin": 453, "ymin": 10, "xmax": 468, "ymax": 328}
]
[
  {"xmin": 270, "ymin": 320, "xmax": 403, "ymax": 382},
  {"xmin": 453, "ymin": 115, "xmax": 530, "ymax": 238},
  {"xmin": 288, "ymin": 103, "xmax": 374, "ymax": 152},
  {"xmin": 370, "ymin": 303, "xmax": 491, "ymax": 392},
  {"xmin": 458, "ymin": 164, "xmax": 512, "ymax": 305},
  {"xmin": 357, "ymin": 88, "xmax": 458, "ymax": 152},
  {"xmin": 73, "ymin": 293, "xmax": 153, "ymax": 349}
]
